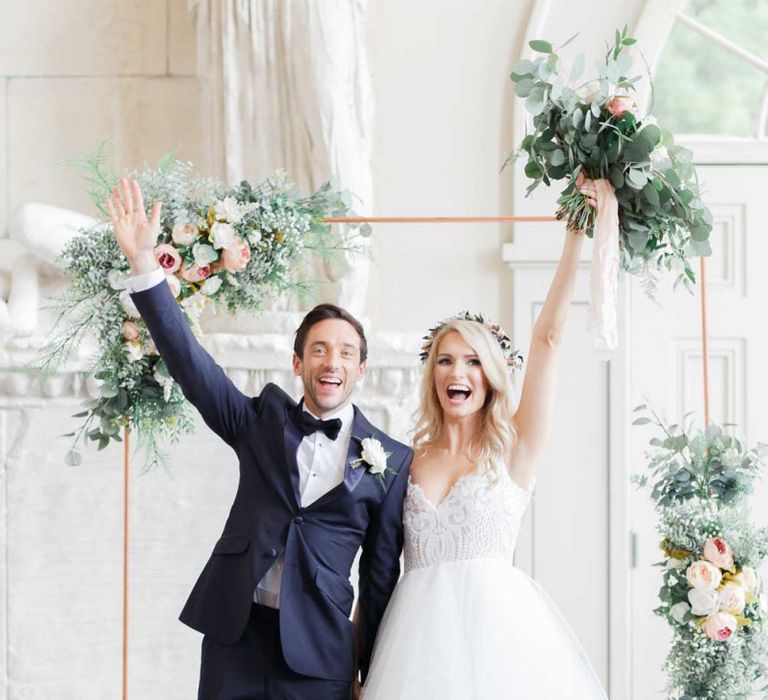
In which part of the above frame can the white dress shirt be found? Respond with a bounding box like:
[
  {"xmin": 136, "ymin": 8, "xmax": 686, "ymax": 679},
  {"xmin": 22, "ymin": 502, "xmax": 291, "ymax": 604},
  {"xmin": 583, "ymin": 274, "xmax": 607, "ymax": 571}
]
[
  {"xmin": 124, "ymin": 266, "xmax": 166, "ymax": 294},
  {"xmin": 125, "ymin": 268, "xmax": 355, "ymax": 608}
]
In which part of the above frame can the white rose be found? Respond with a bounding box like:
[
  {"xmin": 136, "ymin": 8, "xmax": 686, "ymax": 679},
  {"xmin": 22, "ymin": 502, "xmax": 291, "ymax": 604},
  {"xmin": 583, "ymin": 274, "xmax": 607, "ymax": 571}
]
[
  {"xmin": 360, "ymin": 438, "xmax": 389, "ymax": 475},
  {"xmin": 181, "ymin": 293, "xmax": 208, "ymax": 320},
  {"xmin": 119, "ymin": 290, "xmax": 140, "ymax": 319},
  {"xmin": 214, "ymin": 196, "xmax": 243, "ymax": 224},
  {"xmin": 193, "ymin": 242, "xmax": 218, "ymax": 266},
  {"xmin": 666, "ymin": 558, "xmax": 688, "ymax": 570},
  {"xmin": 153, "ymin": 369, "xmax": 174, "ymax": 402},
  {"xmin": 107, "ymin": 269, "xmax": 128, "ymax": 290},
  {"xmin": 670, "ymin": 601, "xmax": 690, "ymax": 624},
  {"xmin": 200, "ymin": 276, "xmax": 223, "ymax": 296},
  {"xmin": 688, "ymin": 588, "xmax": 719, "ymax": 616},
  {"xmin": 171, "ymin": 221, "xmax": 199, "ymax": 246},
  {"xmin": 124, "ymin": 340, "xmax": 144, "ymax": 362},
  {"xmin": 735, "ymin": 567, "xmax": 760, "ymax": 594},
  {"xmin": 210, "ymin": 222, "xmax": 236, "ymax": 249},
  {"xmin": 686, "ymin": 560, "xmax": 722, "ymax": 592},
  {"xmin": 164, "ymin": 273, "xmax": 181, "ymax": 298},
  {"xmin": 718, "ymin": 583, "xmax": 746, "ymax": 615}
]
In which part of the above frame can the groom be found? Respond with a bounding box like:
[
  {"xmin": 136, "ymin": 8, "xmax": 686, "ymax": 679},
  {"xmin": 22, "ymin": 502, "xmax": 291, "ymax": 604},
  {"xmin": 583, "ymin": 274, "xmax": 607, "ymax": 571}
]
[{"xmin": 109, "ymin": 179, "xmax": 412, "ymax": 699}]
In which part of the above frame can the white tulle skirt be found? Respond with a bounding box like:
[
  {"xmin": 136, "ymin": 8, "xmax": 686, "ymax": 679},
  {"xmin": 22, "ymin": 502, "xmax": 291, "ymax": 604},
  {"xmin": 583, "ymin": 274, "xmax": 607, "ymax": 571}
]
[{"xmin": 363, "ymin": 557, "xmax": 608, "ymax": 700}]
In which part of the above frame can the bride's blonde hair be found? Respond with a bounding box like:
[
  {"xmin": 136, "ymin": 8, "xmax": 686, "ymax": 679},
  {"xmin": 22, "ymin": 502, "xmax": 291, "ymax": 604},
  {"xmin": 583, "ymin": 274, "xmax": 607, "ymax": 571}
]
[{"xmin": 412, "ymin": 319, "xmax": 517, "ymax": 472}]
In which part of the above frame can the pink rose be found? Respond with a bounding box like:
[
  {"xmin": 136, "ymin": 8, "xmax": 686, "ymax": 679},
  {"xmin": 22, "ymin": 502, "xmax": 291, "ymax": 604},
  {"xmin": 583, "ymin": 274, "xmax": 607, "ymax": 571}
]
[
  {"xmin": 703, "ymin": 537, "xmax": 734, "ymax": 571},
  {"xmin": 122, "ymin": 320, "xmax": 140, "ymax": 341},
  {"xmin": 605, "ymin": 95, "xmax": 636, "ymax": 118},
  {"xmin": 717, "ymin": 583, "xmax": 746, "ymax": 615},
  {"xmin": 153, "ymin": 243, "xmax": 182, "ymax": 274},
  {"xmin": 171, "ymin": 222, "xmax": 199, "ymax": 247},
  {"xmin": 686, "ymin": 560, "xmax": 722, "ymax": 592},
  {"xmin": 180, "ymin": 262, "xmax": 211, "ymax": 283},
  {"xmin": 221, "ymin": 237, "xmax": 251, "ymax": 273},
  {"xmin": 704, "ymin": 612, "xmax": 738, "ymax": 642}
]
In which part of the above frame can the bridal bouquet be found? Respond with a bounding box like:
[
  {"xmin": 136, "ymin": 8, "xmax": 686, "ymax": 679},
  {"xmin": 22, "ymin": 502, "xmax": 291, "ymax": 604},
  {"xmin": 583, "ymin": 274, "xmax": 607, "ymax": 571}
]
[
  {"xmin": 507, "ymin": 27, "xmax": 712, "ymax": 291},
  {"xmin": 633, "ymin": 406, "xmax": 768, "ymax": 699},
  {"xmin": 37, "ymin": 151, "xmax": 365, "ymax": 467}
]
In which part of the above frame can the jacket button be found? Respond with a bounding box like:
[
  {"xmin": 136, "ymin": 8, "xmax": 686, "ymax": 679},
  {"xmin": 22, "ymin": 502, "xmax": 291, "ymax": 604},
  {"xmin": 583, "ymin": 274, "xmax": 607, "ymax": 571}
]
[
  {"xmin": 267, "ymin": 548, "xmax": 278, "ymax": 557},
  {"xmin": 294, "ymin": 516, "xmax": 304, "ymax": 525}
]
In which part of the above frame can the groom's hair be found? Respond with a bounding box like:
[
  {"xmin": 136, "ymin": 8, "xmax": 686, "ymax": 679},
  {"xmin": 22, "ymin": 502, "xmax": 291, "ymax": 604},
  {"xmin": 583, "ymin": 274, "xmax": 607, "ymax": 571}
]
[{"xmin": 294, "ymin": 304, "xmax": 368, "ymax": 363}]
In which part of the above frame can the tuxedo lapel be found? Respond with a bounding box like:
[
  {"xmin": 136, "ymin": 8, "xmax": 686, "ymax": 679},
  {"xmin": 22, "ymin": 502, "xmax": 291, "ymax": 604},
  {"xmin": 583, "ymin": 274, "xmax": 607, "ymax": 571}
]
[
  {"xmin": 282, "ymin": 407, "xmax": 304, "ymax": 509},
  {"xmin": 343, "ymin": 405, "xmax": 376, "ymax": 493}
]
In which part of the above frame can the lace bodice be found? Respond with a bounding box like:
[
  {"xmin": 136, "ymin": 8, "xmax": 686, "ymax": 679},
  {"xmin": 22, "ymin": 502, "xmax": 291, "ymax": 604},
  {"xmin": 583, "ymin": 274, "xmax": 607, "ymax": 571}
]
[{"xmin": 403, "ymin": 466, "xmax": 534, "ymax": 573}]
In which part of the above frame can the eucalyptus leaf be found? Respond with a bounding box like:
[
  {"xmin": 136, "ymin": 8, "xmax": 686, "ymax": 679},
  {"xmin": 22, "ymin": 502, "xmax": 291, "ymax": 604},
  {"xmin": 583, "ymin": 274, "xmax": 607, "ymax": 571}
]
[
  {"xmin": 569, "ymin": 53, "xmax": 585, "ymax": 82},
  {"xmin": 627, "ymin": 168, "xmax": 648, "ymax": 189},
  {"xmin": 548, "ymin": 149, "xmax": 566, "ymax": 166},
  {"xmin": 64, "ymin": 450, "xmax": 82, "ymax": 467},
  {"xmin": 529, "ymin": 39, "xmax": 553, "ymax": 54},
  {"xmin": 514, "ymin": 59, "xmax": 535, "ymax": 76},
  {"xmin": 515, "ymin": 78, "xmax": 535, "ymax": 98}
]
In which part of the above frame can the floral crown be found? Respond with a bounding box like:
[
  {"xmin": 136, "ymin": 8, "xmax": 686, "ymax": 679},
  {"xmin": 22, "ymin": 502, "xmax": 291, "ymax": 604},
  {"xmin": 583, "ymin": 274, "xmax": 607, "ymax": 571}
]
[{"xmin": 419, "ymin": 311, "xmax": 524, "ymax": 371}]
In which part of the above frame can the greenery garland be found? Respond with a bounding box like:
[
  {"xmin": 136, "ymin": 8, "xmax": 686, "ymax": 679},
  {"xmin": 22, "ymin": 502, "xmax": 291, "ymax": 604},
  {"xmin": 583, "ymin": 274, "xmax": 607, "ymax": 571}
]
[
  {"xmin": 36, "ymin": 149, "xmax": 367, "ymax": 468},
  {"xmin": 633, "ymin": 405, "xmax": 768, "ymax": 699}
]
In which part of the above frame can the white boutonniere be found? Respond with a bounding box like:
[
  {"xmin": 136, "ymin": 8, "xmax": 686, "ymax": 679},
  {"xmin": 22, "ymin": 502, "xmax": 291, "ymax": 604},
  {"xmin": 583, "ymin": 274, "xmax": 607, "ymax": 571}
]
[{"xmin": 350, "ymin": 436, "xmax": 395, "ymax": 487}]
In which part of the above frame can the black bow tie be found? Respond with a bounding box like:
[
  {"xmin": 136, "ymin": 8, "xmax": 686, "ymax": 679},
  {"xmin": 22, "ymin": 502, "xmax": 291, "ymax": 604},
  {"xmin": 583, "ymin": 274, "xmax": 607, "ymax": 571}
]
[{"xmin": 292, "ymin": 403, "xmax": 343, "ymax": 441}]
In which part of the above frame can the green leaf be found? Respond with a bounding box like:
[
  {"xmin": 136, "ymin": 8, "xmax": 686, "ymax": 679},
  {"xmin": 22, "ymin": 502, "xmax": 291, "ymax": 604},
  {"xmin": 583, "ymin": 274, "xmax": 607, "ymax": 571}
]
[
  {"xmin": 513, "ymin": 59, "xmax": 535, "ymax": 76},
  {"xmin": 627, "ymin": 168, "xmax": 648, "ymax": 189},
  {"xmin": 538, "ymin": 62, "xmax": 553, "ymax": 81},
  {"xmin": 515, "ymin": 78, "xmax": 535, "ymax": 97},
  {"xmin": 608, "ymin": 167, "xmax": 624, "ymax": 189},
  {"xmin": 691, "ymin": 223, "xmax": 710, "ymax": 242},
  {"xmin": 529, "ymin": 40, "xmax": 553, "ymax": 54},
  {"xmin": 525, "ymin": 88, "xmax": 546, "ymax": 116},
  {"xmin": 633, "ymin": 417, "xmax": 652, "ymax": 425},
  {"xmin": 642, "ymin": 184, "xmax": 660, "ymax": 207},
  {"xmin": 65, "ymin": 450, "xmax": 82, "ymax": 467},
  {"xmin": 548, "ymin": 149, "xmax": 566, "ymax": 166},
  {"xmin": 639, "ymin": 124, "xmax": 662, "ymax": 148},
  {"xmin": 622, "ymin": 37, "xmax": 637, "ymax": 46},
  {"xmin": 524, "ymin": 159, "xmax": 544, "ymax": 179},
  {"xmin": 570, "ymin": 53, "xmax": 585, "ymax": 82}
]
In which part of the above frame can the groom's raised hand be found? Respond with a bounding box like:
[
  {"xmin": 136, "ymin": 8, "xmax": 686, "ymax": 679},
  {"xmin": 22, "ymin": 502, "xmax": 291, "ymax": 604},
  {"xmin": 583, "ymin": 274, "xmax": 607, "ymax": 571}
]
[{"xmin": 106, "ymin": 178, "xmax": 162, "ymax": 275}]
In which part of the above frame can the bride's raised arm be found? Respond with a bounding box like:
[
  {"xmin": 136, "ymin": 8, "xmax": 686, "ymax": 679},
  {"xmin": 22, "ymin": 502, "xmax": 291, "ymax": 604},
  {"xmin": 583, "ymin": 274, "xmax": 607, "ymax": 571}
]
[{"xmin": 508, "ymin": 177, "xmax": 602, "ymax": 482}]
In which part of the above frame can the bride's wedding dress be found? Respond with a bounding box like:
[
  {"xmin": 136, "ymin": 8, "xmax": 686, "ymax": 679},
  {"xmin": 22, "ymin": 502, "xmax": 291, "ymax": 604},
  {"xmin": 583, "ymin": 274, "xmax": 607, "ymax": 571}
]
[{"xmin": 363, "ymin": 465, "xmax": 609, "ymax": 699}]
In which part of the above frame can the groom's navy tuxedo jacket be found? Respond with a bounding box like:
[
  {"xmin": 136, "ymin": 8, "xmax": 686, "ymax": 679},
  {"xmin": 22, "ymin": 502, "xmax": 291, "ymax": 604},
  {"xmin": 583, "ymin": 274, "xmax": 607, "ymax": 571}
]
[{"xmin": 131, "ymin": 281, "xmax": 412, "ymax": 682}]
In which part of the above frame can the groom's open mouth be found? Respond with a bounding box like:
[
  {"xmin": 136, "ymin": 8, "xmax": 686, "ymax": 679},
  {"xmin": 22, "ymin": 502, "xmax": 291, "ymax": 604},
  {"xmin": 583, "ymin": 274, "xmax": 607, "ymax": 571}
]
[
  {"xmin": 317, "ymin": 375, "xmax": 343, "ymax": 395},
  {"xmin": 446, "ymin": 384, "xmax": 472, "ymax": 405}
]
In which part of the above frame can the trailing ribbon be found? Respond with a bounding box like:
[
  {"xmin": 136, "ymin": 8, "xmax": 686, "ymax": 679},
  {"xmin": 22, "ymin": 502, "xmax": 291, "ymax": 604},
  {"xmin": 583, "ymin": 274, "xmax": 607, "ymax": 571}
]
[{"xmin": 588, "ymin": 179, "xmax": 620, "ymax": 359}]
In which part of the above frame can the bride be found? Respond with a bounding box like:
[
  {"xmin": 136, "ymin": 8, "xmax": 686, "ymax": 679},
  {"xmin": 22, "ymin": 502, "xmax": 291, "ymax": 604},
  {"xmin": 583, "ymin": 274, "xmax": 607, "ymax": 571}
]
[{"xmin": 361, "ymin": 176, "xmax": 610, "ymax": 699}]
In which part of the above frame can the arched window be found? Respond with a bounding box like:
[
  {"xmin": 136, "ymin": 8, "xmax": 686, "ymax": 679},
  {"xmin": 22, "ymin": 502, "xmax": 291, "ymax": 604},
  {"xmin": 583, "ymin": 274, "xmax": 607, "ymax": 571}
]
[{"xmin": 650, "ymin": 0, "xmax": 768, "ymax": 161}]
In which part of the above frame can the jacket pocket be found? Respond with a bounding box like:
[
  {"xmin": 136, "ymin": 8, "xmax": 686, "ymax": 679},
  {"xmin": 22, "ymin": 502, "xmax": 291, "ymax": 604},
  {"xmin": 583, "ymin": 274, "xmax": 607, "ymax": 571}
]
[
  {"xmin": 212, "ymin": 533, "xmax": 251, "ymax": 555},
  {"xmin": 314, "ymin": 564, "xmax": 354, "ymax": 616}
]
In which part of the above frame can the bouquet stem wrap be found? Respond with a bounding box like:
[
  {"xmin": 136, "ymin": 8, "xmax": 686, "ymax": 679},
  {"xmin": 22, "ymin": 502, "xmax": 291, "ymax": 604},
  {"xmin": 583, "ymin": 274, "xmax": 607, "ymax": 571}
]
[{"xmin": 589, "ymin": 179, "xmax": 619, "ymax": 359}]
